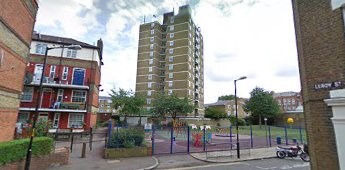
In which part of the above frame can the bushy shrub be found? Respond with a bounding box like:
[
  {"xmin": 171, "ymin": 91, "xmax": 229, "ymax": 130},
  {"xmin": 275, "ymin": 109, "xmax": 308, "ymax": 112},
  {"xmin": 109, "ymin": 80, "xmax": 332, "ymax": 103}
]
[
  {"xmin": 0, "ymin": 137, "xmax": 54, "ymax": 165},
  {"xmin": 107, "ymin": 128, "xmax": 144, "ymax": 148}
]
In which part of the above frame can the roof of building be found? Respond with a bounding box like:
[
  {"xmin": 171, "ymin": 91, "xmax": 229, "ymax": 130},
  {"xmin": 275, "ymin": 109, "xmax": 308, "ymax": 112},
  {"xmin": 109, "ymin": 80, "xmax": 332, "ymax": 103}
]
[
  {"xmin": 273, "ymin": 91, "xmax": 300, "ymax": 98},
  {"xmin": 205, "ymin": 99, "xmax": 246, "ymax": 108},
  {"xmin": 32, "ymin": 32, "xmax": 98, "ymax": 49}
]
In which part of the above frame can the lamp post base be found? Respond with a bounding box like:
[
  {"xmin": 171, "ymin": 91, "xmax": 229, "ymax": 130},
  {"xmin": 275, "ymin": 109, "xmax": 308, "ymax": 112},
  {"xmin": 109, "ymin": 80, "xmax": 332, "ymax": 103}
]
[{"xmin": 237, "ymin": 142, "xmax": 240, "ymax": 159}]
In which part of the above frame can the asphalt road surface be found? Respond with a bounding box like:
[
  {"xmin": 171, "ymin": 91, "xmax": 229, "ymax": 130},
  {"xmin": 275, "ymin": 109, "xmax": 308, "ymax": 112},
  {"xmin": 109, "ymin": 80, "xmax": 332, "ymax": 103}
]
[{"xmin": 164, "ymin": 158, "xmax": 310, "ymax": 170}]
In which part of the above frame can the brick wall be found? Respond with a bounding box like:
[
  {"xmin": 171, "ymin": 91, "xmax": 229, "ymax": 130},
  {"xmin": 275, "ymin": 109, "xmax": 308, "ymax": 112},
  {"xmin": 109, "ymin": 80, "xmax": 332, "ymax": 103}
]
[
  {"xmin": 292, "ymin": 0, "xmax": 344, "ymax": 169},
  {"xmin": 0, "ymin": 147, "xmax": 69, "ymax": 170}
]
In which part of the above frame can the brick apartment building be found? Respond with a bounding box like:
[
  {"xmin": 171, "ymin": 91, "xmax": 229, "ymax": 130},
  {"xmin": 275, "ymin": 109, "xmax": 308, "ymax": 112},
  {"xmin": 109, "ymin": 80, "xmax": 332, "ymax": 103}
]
[
  {"xmin": 204, "ymin": 99, "xmax": 249, "ymax": 118},
  {"xmin": 0, "ymin": 0, "xmax": 38, "ymax": 141},
  {"xmin": 292, "ymin": 0, "xmax": 344, "ymax": 169},
  {"xmin": 135, "ymin": 5, "xmax": 204, "ymax": 117},
  {"xmin": 17, "ymin": 33, "xmax": 103, "ymax": 131},
  {"xmin": 273, "ymin": 91, "xmax": 302, "ymax": 111},
  {"xmin": 97, "ymin": 96, "xmax": 114, "ymax": 122}
]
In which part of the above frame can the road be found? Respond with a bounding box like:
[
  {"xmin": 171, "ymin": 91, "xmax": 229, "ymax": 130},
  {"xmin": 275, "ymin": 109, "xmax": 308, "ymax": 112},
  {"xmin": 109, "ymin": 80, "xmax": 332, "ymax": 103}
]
[{"xmin": 162, "ymin": 158, "xmax": 310, "ymax": 170}]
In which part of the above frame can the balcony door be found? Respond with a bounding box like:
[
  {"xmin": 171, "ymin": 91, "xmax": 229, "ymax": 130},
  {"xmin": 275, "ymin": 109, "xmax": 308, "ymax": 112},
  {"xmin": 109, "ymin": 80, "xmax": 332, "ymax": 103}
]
[
  {"xmin": 40, "ymin": 88, "xmax": 52, "ymax": 108},
  {"xmin": 52, "ymin": 113, "xmax": 60, "ymax": 128},
  {"xmin": 72, "ymin": 68, "xmax": 85, "ymax": 86},
  {"xmin": 33, "ymin": 64, "xmax": 43, "ymax": 83}
]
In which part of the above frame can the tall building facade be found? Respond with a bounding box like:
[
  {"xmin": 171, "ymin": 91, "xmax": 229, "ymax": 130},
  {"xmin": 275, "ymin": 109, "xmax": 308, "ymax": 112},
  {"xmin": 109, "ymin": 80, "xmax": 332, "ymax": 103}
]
[
  {"xmin": 0, "ymin": 0, "xmax": 38, "ymax": 141},
  {"xmin": 17, "ymin": 33, "xmax": 103, "ymax": 131},
  {"xmin": 273, "ymin": 91, "xmax": 302, "ymax": 111},
  {"xmin": 135, "ymin": 5, "xmax": 204, "ymax": 117},
  {"xmin": 292, "ymin": 0, "xmax": 343, "ymax": 169}
]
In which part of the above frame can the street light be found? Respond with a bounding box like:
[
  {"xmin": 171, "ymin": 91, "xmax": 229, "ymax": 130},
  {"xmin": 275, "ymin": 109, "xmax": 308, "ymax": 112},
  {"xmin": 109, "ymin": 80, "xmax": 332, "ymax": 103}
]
[
  {"xmin": 264, "ymin": 117, "xmax": 268, "ymax": 147},
  {"xmin": 234, "ymin": 76, "xmax": 247, "ymax": 159},
  {"xmin": 25, "ymin": 44, "xmax": 81, "ymax": 170}
]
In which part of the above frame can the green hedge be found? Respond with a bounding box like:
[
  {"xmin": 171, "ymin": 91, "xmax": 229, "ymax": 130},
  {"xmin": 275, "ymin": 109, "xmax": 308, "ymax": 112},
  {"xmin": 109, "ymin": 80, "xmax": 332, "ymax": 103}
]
[
  {"xmin": 108, "ymin": 128, "xmax": 144, "ymax": 148},
  {"xmin": 0, "ymin": 137, "xmax": 54, "ymax": 165}
]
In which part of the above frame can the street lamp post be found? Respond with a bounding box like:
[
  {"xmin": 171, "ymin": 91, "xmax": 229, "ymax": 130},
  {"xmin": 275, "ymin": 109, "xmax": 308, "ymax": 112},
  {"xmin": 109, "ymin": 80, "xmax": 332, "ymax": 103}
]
[
  {"xmin": 24, "ymin": 45, "xmax": 81, "ymax": 170},
  {"xmin": 264, "ymin": 117, "xmax": 268, "ymax": 147},
  {"xmin": 234, "ymin": 76, "xmax": 247, "ymax": 159}
]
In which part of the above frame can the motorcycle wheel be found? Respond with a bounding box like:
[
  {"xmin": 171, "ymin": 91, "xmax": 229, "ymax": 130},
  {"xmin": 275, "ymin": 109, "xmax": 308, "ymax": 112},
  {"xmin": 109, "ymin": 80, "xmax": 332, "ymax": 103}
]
[
  {"xmin": 276, "ymin": 151, "xmax": 286, "ymax": 159},
  {"xmin": 300, "ymin": 152, "xmax": 310, "ymax": 162}
]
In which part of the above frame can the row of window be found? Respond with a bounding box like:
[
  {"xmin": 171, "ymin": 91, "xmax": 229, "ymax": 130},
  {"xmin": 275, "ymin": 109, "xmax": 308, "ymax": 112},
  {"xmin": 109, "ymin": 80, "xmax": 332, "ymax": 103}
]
[
  {"xmin": 21, "ymin": 87, "xmax": 87, "ymax": 103},
  {"xmin": 18, "ymin": 113, "xmax": 84, "ymax": 129},
  {"xmin": 35, "ymin": 43, "xmax": 78, "ymax": 58}
]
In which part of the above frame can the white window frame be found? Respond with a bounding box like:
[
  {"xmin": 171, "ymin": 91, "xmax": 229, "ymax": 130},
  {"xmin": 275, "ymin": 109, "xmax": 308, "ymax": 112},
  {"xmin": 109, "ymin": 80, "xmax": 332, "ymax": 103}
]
[
  {"xmin": 149, "ymin": 67, "xmax": 153, "ymax": 72},
  {"xmin": 170, "ymin": 33, "xmax": 174, "ymax": 38},
  {"xmin": 21, "ymin": 87, "xmax": 34, "ymax": 102},
  {"xmin": 67, "ymin": 49, "xmax": 77, "ymax": 58},
  {"xmin": 147, "ymin": 90, "xmax": 152, "ymax": 96},
  {"xmin": 168, "ymin": 90, "xmax": 173, "ymax": 95},
  {"xmin": 150, "ymin": 51, "xmax": 154, "ymax": 57},
  {"xmin": 169, "ymin": 56, "xmax": 174, "ymax": 62},
  {"xmin": 68, "ymin": 113, "xmax": 84, "ymax": 128},
  {"xmin": 147, "ymin": 98, "xmax": 151, "ymax": 104},
  {"xmin": 150, "ymin": 44, "xmax": 154, "ymax": 50},
  {"xmin": 151, "ymin": 30, "xmax": 154, "ymax": 35},
  {"xmin": 169, "ymin": 64, "xmax": 173, "ymax": 70},
  {"xmin": 62, "ymin": 67, "xmax": 69, "ymax": 80},
  {"xmin": 35, "ymin": 43, "xmax": 47, "ymax": 55},
  {"xmin": 168, "ymin": 81, "xmax": 173, "ymax": 87},
  {"xmin": 148, "ymin": 74, "xmax": 152, "ymax": 80},
  {"xmin": 170, "ymin": 25, "xmax": 174, "ymax": 31},
  {"xmin": 150, "ymin": 37, "xmax": 154, "ymax": 43},
  {"xmin": 148, "ymin": 82, "xmax": 152, "ymax": 88},
  {"xmin": 169, "ymin": 73, "xmax": 173, "ymax": 78},
  {"xmin": 170, "ymin": 17, "xmax": 174, "ymax": 23},
  {"xmin": 53, "ymin": 113, "xmax": 60, "ymax": 128},
  {"xmin": 49, "ymin": 65, "xmax": 56, "ymax": 78},
  {"xmin": 169, "ymin": 49, "xmax": 173, "ymax": 54},
  {"xmin": 71, "ymin": 90, "xmax": 87, "ymax": 102},
  {"xmin": 151, "ymin": 23, "xmax": 155, "ymax": 28},
  {"xmin": 170, "ymin": 41, "xmax": 174, "ymax": 46},
  {"xmin": 56, "ymin": 89, "xmax": 64, "ymax": 102},
  {"xmin": 149, "ymin": 59, "xmax": 153, "ymax": 65}
]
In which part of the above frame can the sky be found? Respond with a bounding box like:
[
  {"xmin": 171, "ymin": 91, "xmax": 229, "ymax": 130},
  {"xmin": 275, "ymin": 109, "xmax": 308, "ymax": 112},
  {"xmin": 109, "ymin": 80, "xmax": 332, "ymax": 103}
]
[{"xmin": 34, "ymin": 0, "xmax": 300, "ymax": 103}]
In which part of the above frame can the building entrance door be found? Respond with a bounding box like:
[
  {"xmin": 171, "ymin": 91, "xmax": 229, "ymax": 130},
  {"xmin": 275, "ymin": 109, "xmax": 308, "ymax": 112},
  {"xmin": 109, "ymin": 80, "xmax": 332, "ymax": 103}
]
[
  {"xmin": 72, "ymin": 68, "xmax": 85, "ymax": 85},
  {"xmin": 41, "ymin": 88, "xmax": 52, "ymax": 108}
]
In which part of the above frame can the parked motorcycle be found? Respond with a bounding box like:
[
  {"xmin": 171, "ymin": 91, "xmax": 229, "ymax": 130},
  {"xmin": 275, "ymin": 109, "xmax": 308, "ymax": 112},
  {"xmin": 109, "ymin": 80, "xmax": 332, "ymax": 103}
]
[{"xmin": 276, "ymin": 143, "xmax": 310, "ymax": 162}]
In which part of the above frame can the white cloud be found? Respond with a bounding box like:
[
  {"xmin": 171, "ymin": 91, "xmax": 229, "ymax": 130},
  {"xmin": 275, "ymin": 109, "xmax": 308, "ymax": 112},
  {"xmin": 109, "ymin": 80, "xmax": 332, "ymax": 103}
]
[{"xmin": 35, "ymin": 0, "xmax": 300, "ymax": 104}]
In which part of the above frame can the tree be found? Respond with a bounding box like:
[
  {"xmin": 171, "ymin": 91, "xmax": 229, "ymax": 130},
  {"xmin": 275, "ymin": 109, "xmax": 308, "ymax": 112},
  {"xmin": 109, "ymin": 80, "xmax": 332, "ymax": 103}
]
[
  {"xmin": 204, "ymin": 107, "xmax": 227, "ymax": 120},
  {"xmin": 152, "ymin": 93, "xmax": 194, "ymax": 121},
  {"xmin": 218, "ymin": 94, "xmax": 235, "ymax": 101},
  {"xmin": 243, "ymin": 87, "xmax": 281, "ymax": 127},
  {"xmin": 109, "ymin": 87, "xmax": 145, "ymax": 125}
]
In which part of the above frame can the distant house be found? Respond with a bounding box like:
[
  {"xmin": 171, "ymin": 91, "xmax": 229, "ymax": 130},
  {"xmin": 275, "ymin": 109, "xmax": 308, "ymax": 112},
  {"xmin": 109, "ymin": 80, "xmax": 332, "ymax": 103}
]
[
  {"xmin": 204, "ymin": 99, "xmax": 249, "ymax": 118},
  {"xmin": 273, "ymin": 91, "xmax": 302, "ymax": 111},
  {"xmin": 98, "ymin": 96, "xmax": 115, "ymax": 122}
]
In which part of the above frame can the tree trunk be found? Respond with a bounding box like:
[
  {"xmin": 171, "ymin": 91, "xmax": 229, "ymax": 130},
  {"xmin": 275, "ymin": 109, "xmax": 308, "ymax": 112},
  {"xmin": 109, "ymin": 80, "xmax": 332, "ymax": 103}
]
[{"xmin": 259, "ymin": 115, "xmax": 262, "ymax": 128}]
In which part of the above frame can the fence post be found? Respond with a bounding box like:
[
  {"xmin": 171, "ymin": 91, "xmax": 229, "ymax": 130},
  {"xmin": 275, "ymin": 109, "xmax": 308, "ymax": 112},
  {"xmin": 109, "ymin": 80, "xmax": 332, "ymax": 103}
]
[
  {"xmin": 152, "ymin": 125, "xmax": 155, "ymax": 155},
  {"xmin": 284, "ymin": 126, "xmax": 288, "ymax": 145},
  {"xmin": 187, "ymin": 126, "xmax": 190, "ymax": 154},
  {"xmin": 81, "ymin": 142, "xmax": 86, "ymax": 158},
  {"xmin": 89, "ymin": 127, "xmax": 93, "ymax": 150},
  {"xmin": 107, "ymin": 120, "xmax": 112, "ymax": 144},
  {"xmin": 230, "ymin": 125, "xmax": 233, "ymax": 150},
  {"xmin": 250, "ymin": 125, "xmax": 253, "ymax": 148},
  {"xmin": 104, "ymin": 132, "xmax": 108, "ymax": 148},
  {"xmin": 203, "ymin": 126, "xmax": 206, "ymax": 152},
  {"xmin": 70, "ymin": 133, "xmax": 74, "ymax": 152},
  {"xmin": 299, "ymin": 126, "xmax": 303, "ymax": 143},
  {"xmin": 268, "ymin": 126, "xmax": 272, "ymax": 147},
  {"xmin": 170, "ymin": 126, "xmax": 173, "ymax": 154}
]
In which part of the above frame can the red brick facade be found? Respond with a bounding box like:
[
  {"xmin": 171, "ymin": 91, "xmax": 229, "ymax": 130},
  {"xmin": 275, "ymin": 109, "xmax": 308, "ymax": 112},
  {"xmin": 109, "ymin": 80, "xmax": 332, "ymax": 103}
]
[
  {"xmin": 292, "ymin": 0, "xmax": 343, "ymax": 169},
  {"xmin": 0, "ymin": 0, "xmax": 38, "ymax": 141}
]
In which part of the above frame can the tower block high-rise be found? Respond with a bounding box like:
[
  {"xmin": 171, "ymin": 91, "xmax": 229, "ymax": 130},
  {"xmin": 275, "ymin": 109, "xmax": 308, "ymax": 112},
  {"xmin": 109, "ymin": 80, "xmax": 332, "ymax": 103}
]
[{"xmin": 135, "ymin": 5, "xmax": 204, "ymax": 117}]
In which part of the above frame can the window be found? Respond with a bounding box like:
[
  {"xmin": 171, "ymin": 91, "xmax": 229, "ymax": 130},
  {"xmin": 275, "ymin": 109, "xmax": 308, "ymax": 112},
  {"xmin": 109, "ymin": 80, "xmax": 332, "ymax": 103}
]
[
  {"xmin": 147, "ymin": 98, "xmax": 151, "ymax": 104},
  {"xmin": 150, "ymin": 37, "xmax": 154, "ymax": 43},
  {"xmin": 72, "ymin": 90, "xmax": 87, "ymax": 102},
  {"xmin": 62, "ymin": 67, "xmax": 69, "ymax": 80},
  {"xmin": 189, "ymin": 24, "xmax": 192, "ymax": 30},
  {"xmin": 169, "ymin": 56, "xmax": 174, "ymax": 62},
  {"xmin": 147, "ymin": 90, "xmax": 152, "ymax": 96},
  {"xmin": 170, "ymin": 25, "xmax": 174, "ymax": 31},
  {"xmin": 149, "ymin": 67, "xmax": 152, "ymax": 72},
  {"xmin": 169, "ymin": 64, "xmax": 173, "ymax": 70},
  {"xmin": 189, "ymin": 81, "xmax": 191, "ymax": 87},
  {"xmin": 68, "ymin": 113, "xmax": 84, "ymax": 128},
  {"xmin": 35, "ymin": 43, "xmax": 47, "ymax": 54},
  {"xmin": 146, "ymin": 107, "xmax": 151, "ymax": 111},
  {"xmin": 292, "ymin": 99, "xmax": 295, "ymax": 104},
  {"xmin": 21, "ymin": 87, "xmax": 33, "ymax": 101},
  {"xmin": 189, "ymin": 33, "xmax": 192, "ymax": 38},
  {"xmin": 67, "ymin": 49, "xmax": 77, "ymax": 58},
  {"xmin": 188, "ymin": 72, "xmax": 191, "ymax": 78},
  {"xmin": 168, "ymin": 90, "xmax": 173, "ymax": 95},
  {"xmin": 149, "ymin": 59, "xmax": 153, "ymax": 64},
  {"xmin": 151, "ymin": 30, "xmax": 154, "ymax": 34},
  {"xmin": 148, "ymin": 82, "xmax": 152, "ymax": 88},
  {"xmin": 169, "ymin": 49, "xmax": 173, "ymax": 54},
  {"xmin": 151, "ymin": 23, "xmax": 155, "ymax": 28},
  {"xmin": 49, "ymin": 65, "xmax": 56, "ymax": 78},
  {"xmin": 150, "ymin": 44, "xmax": 154, "ymax": 50},
  {"xmin": 150, "ymin": 51, "xmax": 154, "ymax": 58},
  {"xmin": 169, "ymin": 73, "xmax": 173, "ymax": 78},
  {"xmin": 148, "ymin": 74, "xmax": 152, "ymax": 80},
  {"xmin": 189, "ymin": 64, "xmax": 191, "ymax": 70},
  {"xmin": 170, "ymin": 17, "xmax": 174, "ymax": 23},
  {"xmin": 170, "ymin": 33, "xmax": 174, "ymax": 38},
  {"xmin": 168, "ymin": 81, "xmax": 173, "ymax": 87},
  {"xmin": 18, "ymin": 113, "xmax": 29, "ymax": 124},
  {"xmin": 53, "ymin": 113, "xmax": 60, "ymax": 128},
  {"xmin": 189, "ymin": 40, "xmax": 192, "ymax": 46},
  {"xmin": 57, "ymin": 89, "xmax": 64, "ymax": 102},
  {"xmin": 170, "ymin": 41, "xmax": 174, "ymax": 46}
]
